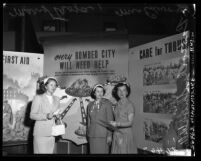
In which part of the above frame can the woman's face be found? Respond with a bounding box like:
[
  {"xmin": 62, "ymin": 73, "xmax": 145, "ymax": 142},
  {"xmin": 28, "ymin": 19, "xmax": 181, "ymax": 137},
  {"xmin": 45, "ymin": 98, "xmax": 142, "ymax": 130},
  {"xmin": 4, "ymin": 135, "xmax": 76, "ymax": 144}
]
[
  {"xmin": 117, "ymin": 85, "xmax": 128, "ymax": 99},
  {"xmin": 94, "ymin": 87, "xmax": 104, "ymax": 100},
  {"xmin": 45, "ymin": 80, "xmax": 57, "ymax": 94}
]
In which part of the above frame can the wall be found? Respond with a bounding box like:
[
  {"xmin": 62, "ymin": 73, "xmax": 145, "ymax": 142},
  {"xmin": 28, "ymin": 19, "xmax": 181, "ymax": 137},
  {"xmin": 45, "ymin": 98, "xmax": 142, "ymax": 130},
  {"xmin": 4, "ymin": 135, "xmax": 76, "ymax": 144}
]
[
  {"xmin": 3, "ymin": 32, "xmax": 15, "ymax": 51},
  {"xmin": 3, "ymin": 31, "xmax": 167, "ymax": 53}
]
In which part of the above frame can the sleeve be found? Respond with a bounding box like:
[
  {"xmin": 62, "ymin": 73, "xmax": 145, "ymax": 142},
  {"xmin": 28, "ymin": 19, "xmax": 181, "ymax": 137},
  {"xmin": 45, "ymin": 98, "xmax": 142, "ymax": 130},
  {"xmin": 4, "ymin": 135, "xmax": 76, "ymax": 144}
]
[
  {"xmin": 56, "ymin": 96, "xmax": 60, "ymax": 109},
  {"xmin": 86, "ymin": 103, "xmax": 91, "ymax": 137},
  {"xmin": 127, "ymin": 103, "xmax": 135, "ymax": 115},
  {"xmin": 30, "ymin": 95, "xmax": 47, "ymax": 121},
  {"xmin": 55, "ymin": 96, "xmax": 62, "ymax": 112},
  {"xmin": 106, "ymin": 100, "xmax": 114, "ymax": 138}
]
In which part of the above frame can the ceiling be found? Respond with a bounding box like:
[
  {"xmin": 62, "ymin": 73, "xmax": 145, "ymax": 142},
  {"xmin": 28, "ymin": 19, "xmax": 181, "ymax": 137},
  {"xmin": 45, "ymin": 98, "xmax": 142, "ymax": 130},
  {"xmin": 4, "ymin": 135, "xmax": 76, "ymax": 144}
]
[{"xmin": 3, "ymin": 3, "xmax": 194, "ymax": 35}]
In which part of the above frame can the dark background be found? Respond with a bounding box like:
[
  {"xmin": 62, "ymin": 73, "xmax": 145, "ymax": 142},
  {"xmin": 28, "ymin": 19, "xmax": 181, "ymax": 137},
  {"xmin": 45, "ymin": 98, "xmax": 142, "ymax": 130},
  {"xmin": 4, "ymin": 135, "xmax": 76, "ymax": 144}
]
[{"xmin": 3, "ymin": 3, "xmax": 195, "ymax": 53}]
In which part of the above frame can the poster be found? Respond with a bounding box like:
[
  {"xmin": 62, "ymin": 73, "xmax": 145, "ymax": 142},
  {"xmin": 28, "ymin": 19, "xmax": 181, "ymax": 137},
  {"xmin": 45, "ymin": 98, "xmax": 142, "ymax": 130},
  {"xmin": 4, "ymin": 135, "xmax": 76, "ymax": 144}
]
[
  {"xmin": 143, "ymin": 89, "xmax": 177, "ymax": 115},
  {"xmin": 41, "ymin": 33, "xmax": 128, "ymax": 145},
  {"xmin": 3, "ymin": 51, "xmax": 43, "ymax": 142},
  {"xmin": 144, "ymin": 118, "xmax": 170, "ymax": 143},
  {"xmin": 128, "ymin": 31, "xmax": 190, "ymax": 152},
  {"xmin": 143, "ymin": 57, "xmax": 184, "ymax": 86}
]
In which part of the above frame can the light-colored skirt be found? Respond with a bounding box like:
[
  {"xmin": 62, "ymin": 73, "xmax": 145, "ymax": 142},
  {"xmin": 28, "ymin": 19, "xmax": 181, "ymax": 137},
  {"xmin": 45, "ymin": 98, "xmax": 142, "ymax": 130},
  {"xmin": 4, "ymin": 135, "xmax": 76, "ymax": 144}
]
[
  {"xmin": 112, "ymin": 130, "xmax": 137, "ymax": 154},
  {"xmin": 33, "ymin": 136, "xmax": 55, "ymax": 154}
]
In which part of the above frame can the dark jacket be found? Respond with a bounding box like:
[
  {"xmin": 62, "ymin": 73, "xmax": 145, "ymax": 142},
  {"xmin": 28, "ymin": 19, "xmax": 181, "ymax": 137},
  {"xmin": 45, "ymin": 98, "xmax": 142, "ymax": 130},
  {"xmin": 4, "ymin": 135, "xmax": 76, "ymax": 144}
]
[{"xmin": 87, "ymin": 98, "xmax": 114, "ymax": 138}]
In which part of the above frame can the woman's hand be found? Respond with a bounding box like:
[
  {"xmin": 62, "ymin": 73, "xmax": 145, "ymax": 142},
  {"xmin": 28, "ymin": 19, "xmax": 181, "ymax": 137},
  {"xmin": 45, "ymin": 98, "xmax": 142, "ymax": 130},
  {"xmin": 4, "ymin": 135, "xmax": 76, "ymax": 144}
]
[
  {"xmin": 46, "ymin": 113, "xmax": 54, "ymax": 120},
  {"xmin": 109, "ymin": 121, "xmax": 116, "ymax": 127},
  {"xmin": 106, "ymin": 136, "xmax": 112, "ymax": 145},
  {"xmin": 109, "ymin": 121, "xmax": 120, "ymax": 127},
  {"xmin": 55, "ymin": 114, "xmax": 61, "ymax": 119},
  {"xmin": 52, "ymin": 108, "xmax": 63, "ymax": 119}
]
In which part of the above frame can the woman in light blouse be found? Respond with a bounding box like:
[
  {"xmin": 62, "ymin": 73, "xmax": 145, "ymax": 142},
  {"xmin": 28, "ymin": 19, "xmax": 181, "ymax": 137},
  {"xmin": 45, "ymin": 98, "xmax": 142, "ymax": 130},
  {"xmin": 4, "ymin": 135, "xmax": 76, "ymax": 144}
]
[
  {"xmin": 110, "ymin": 82, "xmax": 137, "ymax": 154},
  {"xmin": 30, "ymin": 77, "xmax": 62, "ymax": 154}
]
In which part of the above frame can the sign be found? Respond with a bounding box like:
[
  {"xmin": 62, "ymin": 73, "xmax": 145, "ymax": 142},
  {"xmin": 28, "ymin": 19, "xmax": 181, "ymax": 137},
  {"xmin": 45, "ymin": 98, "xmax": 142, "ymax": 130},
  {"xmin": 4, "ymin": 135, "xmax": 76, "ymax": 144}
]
[
  {"xmin": 128, "ymin": 31, "xmax": 190, "ymax": 153},
  {"xmin": 3, "ymin": 51, "xmax": 43, "ymax": 142}
]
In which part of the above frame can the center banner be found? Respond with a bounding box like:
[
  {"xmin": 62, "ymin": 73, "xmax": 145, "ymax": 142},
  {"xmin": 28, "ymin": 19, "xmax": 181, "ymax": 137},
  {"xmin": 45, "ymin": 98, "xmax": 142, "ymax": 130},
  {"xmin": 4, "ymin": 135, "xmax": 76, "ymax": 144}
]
[{"xmin": 41, "ymin": 33, "xmax": 128, "ymax": 145}]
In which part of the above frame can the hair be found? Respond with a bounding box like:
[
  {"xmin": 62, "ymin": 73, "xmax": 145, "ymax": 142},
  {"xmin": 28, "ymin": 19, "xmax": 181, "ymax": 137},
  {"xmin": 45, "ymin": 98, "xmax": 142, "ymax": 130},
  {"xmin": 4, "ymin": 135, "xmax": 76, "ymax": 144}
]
[
  {"xmin": 90, "ymin": 85, "xmax": 106, "ymax": 100},
  {"xmin": 37, "ymin": 78, "xmax": 58, "ymax": 95},
  {"xmin": 112, "ymin": 83, "xmax": 131, "ymax": 101}
]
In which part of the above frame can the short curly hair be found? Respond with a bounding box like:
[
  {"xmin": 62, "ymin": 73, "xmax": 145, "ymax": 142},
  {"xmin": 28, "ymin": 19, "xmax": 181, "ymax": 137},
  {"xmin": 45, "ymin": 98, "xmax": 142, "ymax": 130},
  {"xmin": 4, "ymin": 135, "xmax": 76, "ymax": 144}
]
[
  {"xmin": 90, "ymin": 85, "xmax": 106, "ymax": 99},
  {"xmin": 112, "ymin": 83, "xmax": 131, "ymax": 101}
]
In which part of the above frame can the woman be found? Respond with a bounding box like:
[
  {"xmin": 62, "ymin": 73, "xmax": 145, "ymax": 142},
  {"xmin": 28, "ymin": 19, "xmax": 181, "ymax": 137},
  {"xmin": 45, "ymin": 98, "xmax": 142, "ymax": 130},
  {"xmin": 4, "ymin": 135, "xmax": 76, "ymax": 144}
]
[
  {"xmin": 110, "ymin": 82, "xmax": 137, "ymax": 154},
  {"xmin": 30, "ymin": 77, "xmax": 62, "ymax": 154},
  {"xmin": 87, "ymin": 84, "xmax": 114, "ymax": 154}
]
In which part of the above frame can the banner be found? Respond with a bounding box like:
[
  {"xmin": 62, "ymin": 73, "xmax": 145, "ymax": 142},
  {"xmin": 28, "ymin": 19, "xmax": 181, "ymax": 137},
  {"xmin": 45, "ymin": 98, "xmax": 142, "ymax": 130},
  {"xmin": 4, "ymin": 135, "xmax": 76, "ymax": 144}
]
[
  {"xmin": 42, "ymin": 33, "xmax": 128, "ymax": 145},
  {"xmin": 3, "ymin": 51, "xmax": 43, "ymax": 142},
  {"xmin": 128, "ymin": 31, "xmax": 190, "ymax": 153}
]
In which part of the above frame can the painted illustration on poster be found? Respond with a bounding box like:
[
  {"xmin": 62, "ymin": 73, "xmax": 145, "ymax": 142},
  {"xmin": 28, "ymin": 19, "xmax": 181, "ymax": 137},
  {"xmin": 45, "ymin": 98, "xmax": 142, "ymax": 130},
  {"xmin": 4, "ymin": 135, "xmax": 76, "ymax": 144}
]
[
  {"xmin": 143, "ymin": 57, "xmax": 184, "ymax": 86},
  {"xmin": 3, "ymin": 51, "xmax": 43, "ymax": 142},
  {"xmin": 143, "ymin": 90, "xmax": 177, "ymax": 114},
  {"xmin": 144, "ymin": 118, "xmax": 170, "ymax": 143}
]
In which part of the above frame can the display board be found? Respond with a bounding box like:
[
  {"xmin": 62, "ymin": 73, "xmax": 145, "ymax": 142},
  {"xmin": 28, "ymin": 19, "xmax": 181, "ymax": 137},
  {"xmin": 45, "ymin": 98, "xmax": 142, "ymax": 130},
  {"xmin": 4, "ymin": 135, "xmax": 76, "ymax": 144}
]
[
  {"xmin": 3, "ymin": 51, "xmax": 43, "ymax": 142},
  {"xmin": 128, "ymin": 31, "xmax": 190, "ymax": 153}
]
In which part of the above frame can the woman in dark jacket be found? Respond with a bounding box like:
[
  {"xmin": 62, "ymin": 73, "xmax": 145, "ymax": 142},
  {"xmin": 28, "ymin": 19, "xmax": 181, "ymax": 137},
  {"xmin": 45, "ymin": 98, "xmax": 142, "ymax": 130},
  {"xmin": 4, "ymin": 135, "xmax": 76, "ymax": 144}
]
[{"xmin": 87, "ymin": 84, "xmax": 114, "ymax": 154}]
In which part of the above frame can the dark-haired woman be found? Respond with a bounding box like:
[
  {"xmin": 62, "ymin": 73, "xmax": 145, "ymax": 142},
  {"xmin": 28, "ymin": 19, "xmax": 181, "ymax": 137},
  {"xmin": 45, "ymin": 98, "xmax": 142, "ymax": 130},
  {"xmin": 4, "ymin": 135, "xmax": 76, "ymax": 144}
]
[
  {"xmin": 30, "ymin": 77, "xmax": 62, "ymax": 154},
  {"xmin": 110, "ymin": 83, "xmax": 137, "ymax": 154},
  {"xmin": 87, "ymin": 84, "xmax": 114, "ymax": 154}
]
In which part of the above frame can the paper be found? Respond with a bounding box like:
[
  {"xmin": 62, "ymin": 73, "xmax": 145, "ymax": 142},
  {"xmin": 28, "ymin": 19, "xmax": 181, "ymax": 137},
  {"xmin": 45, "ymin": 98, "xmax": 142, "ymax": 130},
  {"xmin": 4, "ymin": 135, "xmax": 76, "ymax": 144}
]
[{"xmin": 97, "ymin": 120, "xmax": 123, "ymax": 133}]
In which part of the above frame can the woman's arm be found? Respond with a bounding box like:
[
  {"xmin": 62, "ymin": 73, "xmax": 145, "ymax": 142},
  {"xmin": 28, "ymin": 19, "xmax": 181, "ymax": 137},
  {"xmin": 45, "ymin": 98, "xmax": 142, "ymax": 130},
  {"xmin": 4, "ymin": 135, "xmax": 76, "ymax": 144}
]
[
  {"xmin": 87, "ymin": 104, "xmax": 91, "ymax": 127},
  {"xmin": 116, "ymin": 113, "xmax": 134, "ymax": 128},
  {"xmin": 30, "ymin": 96, "xmax": 48, "ymax": 121},
  {"xmin": 105, "ymin": 100, "xmax": 114, "ymax": 144},
  {"xmin": 53, "ymin": 96, "xmax": 63, "ymax": 115},
  {"xmin": 111, "ymin": 103, "xmax": 135, "ymax": 128},
  {"xmin": 86, "ymin": 103, "xmax": 91, "ymax": 138}
]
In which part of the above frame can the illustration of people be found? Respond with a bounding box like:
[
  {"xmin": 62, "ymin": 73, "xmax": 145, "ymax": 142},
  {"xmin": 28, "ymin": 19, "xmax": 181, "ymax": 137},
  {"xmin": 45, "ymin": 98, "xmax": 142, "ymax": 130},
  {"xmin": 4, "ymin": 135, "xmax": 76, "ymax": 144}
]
[
  {"xmin": 13, "ymin": 110, "xmax": 29, "ymax": 140},
  {"xmin": 147, "ymin": 70, "xmax": 152, "ymax": 85},
  {"xmin": 3, "ymin": 100, "xmax": 14, "ymax": 129},
  {"xmin": 71, "ymin": 79, "xmax": 82, "ymax": 89},
  {"xmin": 168, "ymin": 68, "xmax": 173, "ymax": 82},
  {"xmin": 80, "ymin": 79, "xmax": 88, "ymax": 89},
  {"xmin": 149, "ymin": 68, "xmax": 154, "ymax": 85},
  {"xmin": 158, "ymin": 67, "xmax": 163, "ymax": 82},
  {"xmin": 143, "ymin": 69, "xmax": 149, "ymax": 85}
]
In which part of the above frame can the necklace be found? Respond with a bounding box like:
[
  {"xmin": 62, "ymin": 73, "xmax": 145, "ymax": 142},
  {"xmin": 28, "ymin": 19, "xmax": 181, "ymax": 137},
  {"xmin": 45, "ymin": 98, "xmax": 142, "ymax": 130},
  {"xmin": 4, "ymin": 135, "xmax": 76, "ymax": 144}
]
[
  {"xmin": 95, "ymin": 101, "xmax": 100, "ymax": 110},
  {"xmin": 90, "ymin": 101, "xmax": 100, "ymax": 113}
]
